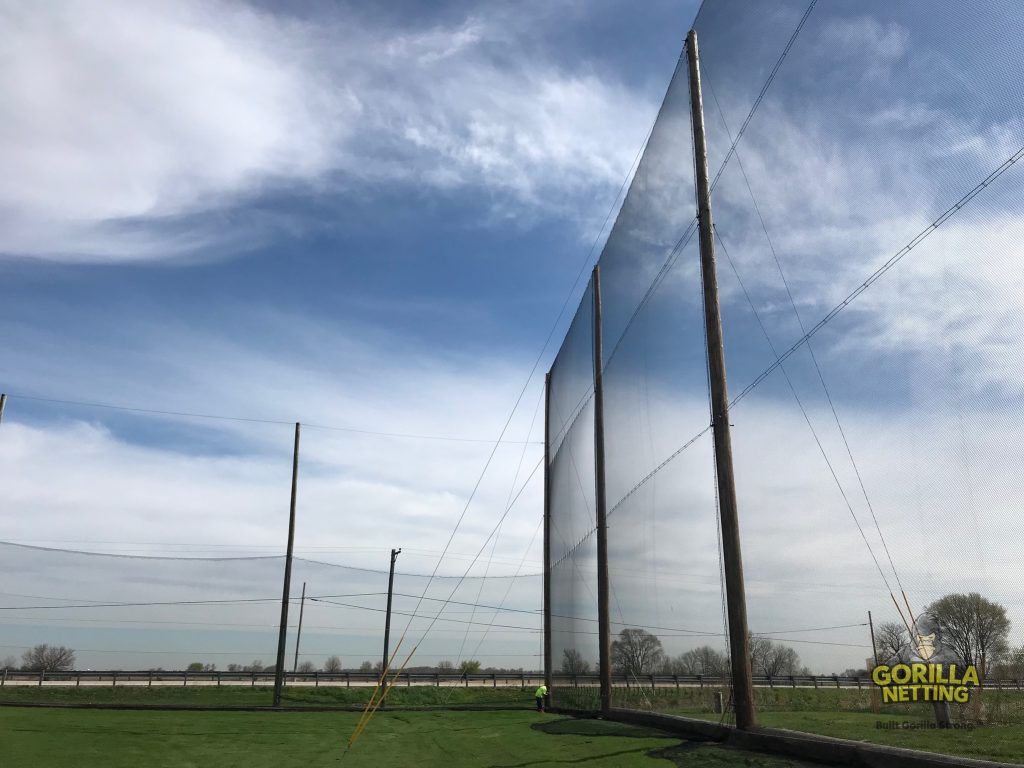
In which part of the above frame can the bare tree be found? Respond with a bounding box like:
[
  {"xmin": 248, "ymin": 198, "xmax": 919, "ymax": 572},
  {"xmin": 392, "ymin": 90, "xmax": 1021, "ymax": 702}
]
[
  {"xmin": 297, "ymin": 661, "xmax": 316, "ymax": 673},
  {"xmin": 436, "ymin": 660, "xmax": 454, "ymax": 672},
  {"xmin": 21, "ymin": 645, "xmax": 75, "ymax": 672},
  {"xmin": 244, "ymin": 660, "xmax": 265, "ymax": 673},
  {"xmin": 561, "ymin": 648, "xmax": 591, "ymax": 675},
  {"xmin": 227, "ymin": 664, "xmax": 242, "ymax": 672},
  {"xmin": 324, "ymin": 656, "xmax": 343, "ymax": 673},
  {"xmin": 2, "ymin": 656, "xmax": 17, "ymax": 671},
  {"xmin": 666, "ymin": 646, "xmax": 728, "ymax": 677},
  {"xmin": 993, "ymin": 646, "xmax": 1024, "ymax": 679},
  {"xmin": 749, "ymin": 636, "xmax": 799, "ymax": 677},
  {"xmin": 611, "ymin": 628, "xmax": 664, "ymax": 677},
  {"xmin": 875, "ymin": 622, "xmax": 911, "ymax": 664},
  {"xmin": 926, "ymin": 593, "xmax": 1010, "ymax": 677}
]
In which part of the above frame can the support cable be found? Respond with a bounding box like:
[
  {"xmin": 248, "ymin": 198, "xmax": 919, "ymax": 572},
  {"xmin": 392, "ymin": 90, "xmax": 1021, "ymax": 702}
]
[
  {"xmin": 600, "ymin": 143, "xmax": 1024, "ymax": 550},
  {"xmin": 703, "ymin": 67, "xmax": 914, "ymax": 615}
]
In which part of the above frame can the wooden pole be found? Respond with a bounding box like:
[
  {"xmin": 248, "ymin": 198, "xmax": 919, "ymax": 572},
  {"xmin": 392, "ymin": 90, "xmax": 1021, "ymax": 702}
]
[
  {"xmin": 381, "ymin": 548, "xmax": 401, "ymax": 685},
  {"xmin": 0, "ymin": 393, "xmax": 6, "ymax": 424},
  {"xmin": 686, "ymin": 28, "xmax": 756, "ymax": 730},
  {"xmin": 592, "ymin": 266, "xmax": 612, "ymax": 715},
  {"xmin": 868, "ymin": 611, "xmax": 878, "ymax": 665},
  {"xmin": 273, "ymin": 422, "xmax": 301, "ymax": 707},
  {"xmin": 543, "ymin": 372, "xmax": 553, "ymax": 705},
  {"xmin": 292, "ymin": 581, "xmax": 307, "ymax": 673}
]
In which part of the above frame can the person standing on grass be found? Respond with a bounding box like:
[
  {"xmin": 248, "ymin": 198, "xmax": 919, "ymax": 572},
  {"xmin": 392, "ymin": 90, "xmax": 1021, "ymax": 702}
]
[{"xmin": 534, "ymin": 683, "xmax": 548, "ymax": 712}]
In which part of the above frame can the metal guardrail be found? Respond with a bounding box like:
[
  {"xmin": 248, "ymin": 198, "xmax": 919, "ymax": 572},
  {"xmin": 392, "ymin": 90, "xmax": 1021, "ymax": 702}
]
[
  {"xmin": 0, "ymin": 669, "xmax": 547, "ymax": 688},
  {"xmin": 552, "ymin": 673, "xmax": 1024, "ymax": 691},
  {"xmin": 2, "ymin": 669, "xmax": 1021, "ymax": 691}
]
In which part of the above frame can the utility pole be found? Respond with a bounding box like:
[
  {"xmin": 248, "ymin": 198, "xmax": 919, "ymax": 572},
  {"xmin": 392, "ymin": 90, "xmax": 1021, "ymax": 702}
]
[
  {"xmin": 0, "ymin": 393, "xmax": 7, "ymax": 425},
  {"xmin": 592, "ymin": 266, "xmax": 612, "ymax": 715},
  {"xmin": 292, "ymin": 582, "xmax": 307, "ymax": 673},
  {"xmin": 273, "ymin": 422, "xmax": 301, "ymax": 707},
  {"xmin": 868, "ymin": 611, "xmax": 878, "ymax": 665},
  {"xmin": 543, "ymin": 373, "xmax": 553, "ymax": 705},
  {"xmin": 686, "ymin": 29, "xmax": 756, "ymax": 730},
  {"xmin": 868, "ymin": 610, "xmax": 880, "ymax": 714},
  {"xmin": 381, "ymin": 548, "xmax": 401, "ymax": 684}
]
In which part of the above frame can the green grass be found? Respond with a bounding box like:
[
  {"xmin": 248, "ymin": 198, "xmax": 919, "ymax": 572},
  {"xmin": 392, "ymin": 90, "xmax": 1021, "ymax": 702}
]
[
  {"xmin": 607, "ymin": 686, "xmax": 1024, "ymax": 764},
  {"xmin": 0, "ymin": 684, "xmax": 528, "ymax": 708},
  {"xmin": 760, "ymin": 711, "xmax": 1024, "ymax": 765},
  {"xmin": 8, "ymin": 684, "xmax": 1024, "ymax": 763},
  {"xmin": 0, "ymin": 708, "xmax": 821, "ymax": 768}
]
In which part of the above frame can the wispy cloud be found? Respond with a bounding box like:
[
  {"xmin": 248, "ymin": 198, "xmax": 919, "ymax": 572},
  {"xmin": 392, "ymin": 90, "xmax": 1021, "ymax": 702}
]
[{"xmin": 0, "ymin": 0, "xmax": 656, "ymax": 262}]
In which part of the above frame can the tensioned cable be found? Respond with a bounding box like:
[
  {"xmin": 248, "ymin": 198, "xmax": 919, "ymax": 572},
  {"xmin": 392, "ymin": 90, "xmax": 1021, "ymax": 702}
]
[
  {"xmin": 714, "ymin": 227, "xmax": 897, "ymax": 597},
  {"xmin": 344, "ymin": 456, "xmax": 546, "ymax": 749},
  {"xmin": 703, "ymin": 66, "xmax": 911, "ymax": 605},
  {"xmin": 465, "ymin": 515, "xmax": 544, "ymax": 662},
  {"xmin": 379, "ymin": 455, "xmax": 544, "ymax": 659},
  {"xmin": 705, "ymin": 0, "xmax": 818, "ymax": 194},
  {"xmin": 385, "ymin": 103, "xmax": 660, "ymax": 667},
  {"xmin": 731, "ymin": 144, "xmax": 1024, "ymax": 409},
  {"xmin": 310, "ymin": 598, "xmax": 540, "ymax": 633},
  {"xmin": 550, "ymin": 3, "xmax": 819, "ymax": 460},
  {"xmin": 0, "ymin": 594, "xmax": 385, "ymax": 611},
  {"xmin": 454, "ymin": 384, "xmax": 544, "ymax": 666},
  {"xmin": 599, "ymin": 143, "xmax": 1024, "ymax": 539},
  {"xmin": 600, "ymin": 1, "xmax": 819, "ymax": 373},
  {"xmin": 0, "ymin": 541, "xmax": 541, "ymax": 578},
  {"xmin": 1, "ymin": 392, "xmax": 540, "ymax": 445}
]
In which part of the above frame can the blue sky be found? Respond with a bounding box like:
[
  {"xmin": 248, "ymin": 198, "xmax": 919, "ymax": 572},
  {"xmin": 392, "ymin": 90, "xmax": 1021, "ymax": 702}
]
[
  {"xmin": 0, "ymin": 0, "xmax": 703, "ymax": 669},
  {"xmin": 3, "ymin": 0, "xmax": 1024, "ymax": 676}
]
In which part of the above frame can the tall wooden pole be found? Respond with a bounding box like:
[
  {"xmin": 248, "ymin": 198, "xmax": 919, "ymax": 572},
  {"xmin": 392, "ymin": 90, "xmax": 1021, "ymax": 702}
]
[
  {"xmin": 273, "ymin": 422, "xmax": 301, "ymax": 707},
  {"xmin": 686, "ymin": 29, "xmax": 756, "ymax": 730},
  {"xmin": 292, "ymin": 582, "xmax": 307, "ymax": 673},
  {"xmin": 543, "ymin": 373, "xmax": 553, "ymax": 703},
  {"xmin": 592, "ymin": 267, "xmax": 612, "ymax": 715},
  {"xmin": 868, "ymin": 611, "xmax": 878, "ymax": 665},
  {"xmin": 0, "ymin": 393, "xmax": 7, "ymax": 424},
  {"xmin": 381, "ymin": 548, "xmax": 401, "ymax": 684}
]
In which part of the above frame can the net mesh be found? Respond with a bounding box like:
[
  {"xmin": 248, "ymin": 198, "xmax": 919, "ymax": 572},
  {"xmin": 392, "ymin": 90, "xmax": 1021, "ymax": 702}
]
[
  {"xmin": 546, "ymin": 0, "xmax": 1024, "ymax": 751},
  {"xmin": 0, "ymin": 399, "xmax": 543, "ymax": 680}
]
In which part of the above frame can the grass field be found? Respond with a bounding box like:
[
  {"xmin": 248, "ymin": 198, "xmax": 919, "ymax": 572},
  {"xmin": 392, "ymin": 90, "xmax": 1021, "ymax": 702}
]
[
  {"xmin": 608, "ymin": 687, "xmax": 1024, "ymax": 764},
  {"xmin": 0, "ymin": 708, "xmax": 821, "ymax": 768},
  {"xmin": 6, "ymin": 685, "xmax": 1024, "ymax": 764},
  {"xmin": 0, "ymin": 683, "xmax": 526, "ymax": 708}
]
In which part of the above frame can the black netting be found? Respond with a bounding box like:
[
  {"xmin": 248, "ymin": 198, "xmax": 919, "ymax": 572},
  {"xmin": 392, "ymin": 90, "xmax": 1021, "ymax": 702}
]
[
  {"xmin": 547, "ymin": 0, "xmax": 1024, "ymax": 758},
  {"xmin": 546, "ymin": 281, "xmax": 599, "ymax": 707},
  {"xmin": 0, "ymin": 542, "xmax": 541, "ymax": 674}
]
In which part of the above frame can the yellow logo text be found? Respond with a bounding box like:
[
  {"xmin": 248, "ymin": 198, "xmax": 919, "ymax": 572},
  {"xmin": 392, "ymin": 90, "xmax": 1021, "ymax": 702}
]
[{"xmin": 871, "ymin": 663, "xmax": 978, "ymax": 704}]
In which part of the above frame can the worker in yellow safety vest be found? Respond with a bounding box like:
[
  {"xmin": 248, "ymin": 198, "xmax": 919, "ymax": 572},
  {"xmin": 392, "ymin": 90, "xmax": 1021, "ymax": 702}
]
[{"xmin": 535, "ymin": 683, "xmax": 548, "ymax": 712}]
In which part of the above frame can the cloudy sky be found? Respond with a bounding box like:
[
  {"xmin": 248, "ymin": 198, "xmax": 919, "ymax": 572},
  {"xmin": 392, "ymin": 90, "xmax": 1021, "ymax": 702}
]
[
  {"xmin": 3, "ymin": 0, "xmax": 1024, "ymax": 678},
  {"xmin": 0, "ymin": 0, "xmax": 701, "ymax": 670}
]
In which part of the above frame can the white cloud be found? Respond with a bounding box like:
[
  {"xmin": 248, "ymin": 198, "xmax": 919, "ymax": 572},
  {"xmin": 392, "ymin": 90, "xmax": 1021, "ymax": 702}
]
[
  {"xmin": 0, "ymin": 1, "xmax": 656, "ymax": 261},
  {"xmin": 0, "ymin": 314, "xmax": 545, "ymax": 575}
]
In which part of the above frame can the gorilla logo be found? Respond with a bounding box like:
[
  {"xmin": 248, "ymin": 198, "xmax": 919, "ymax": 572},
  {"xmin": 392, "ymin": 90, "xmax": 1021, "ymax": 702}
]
[{"xmin": 915, "ymin": 633, "xmax": 936, "ymax": 661}]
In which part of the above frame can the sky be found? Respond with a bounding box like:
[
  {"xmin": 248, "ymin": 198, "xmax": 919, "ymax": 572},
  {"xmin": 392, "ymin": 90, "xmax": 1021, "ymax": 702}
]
[
  {"xmin": 546, "ymin": 0, "xmax": 1024, "ymax": 676},
  {"xmin": 3, "ymin": 0, "xmax": 1024, "ymax": 679},
  {"xmin": 0, "ymin": 0, "xmax": 702, "ymax": 671}
]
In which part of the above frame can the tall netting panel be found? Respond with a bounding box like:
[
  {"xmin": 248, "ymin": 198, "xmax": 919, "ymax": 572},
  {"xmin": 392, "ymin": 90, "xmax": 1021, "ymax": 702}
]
[
  {"xmin": 694, "ymin": 0, "xmax": 1024, "ymax": 749},
  {"xmin": 594, "ymin": 54, "xmax": 731, "ymax": 713},
  {"xmin": 547, "ymin": 282, "xmax": 599, "ymax": 709}
]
